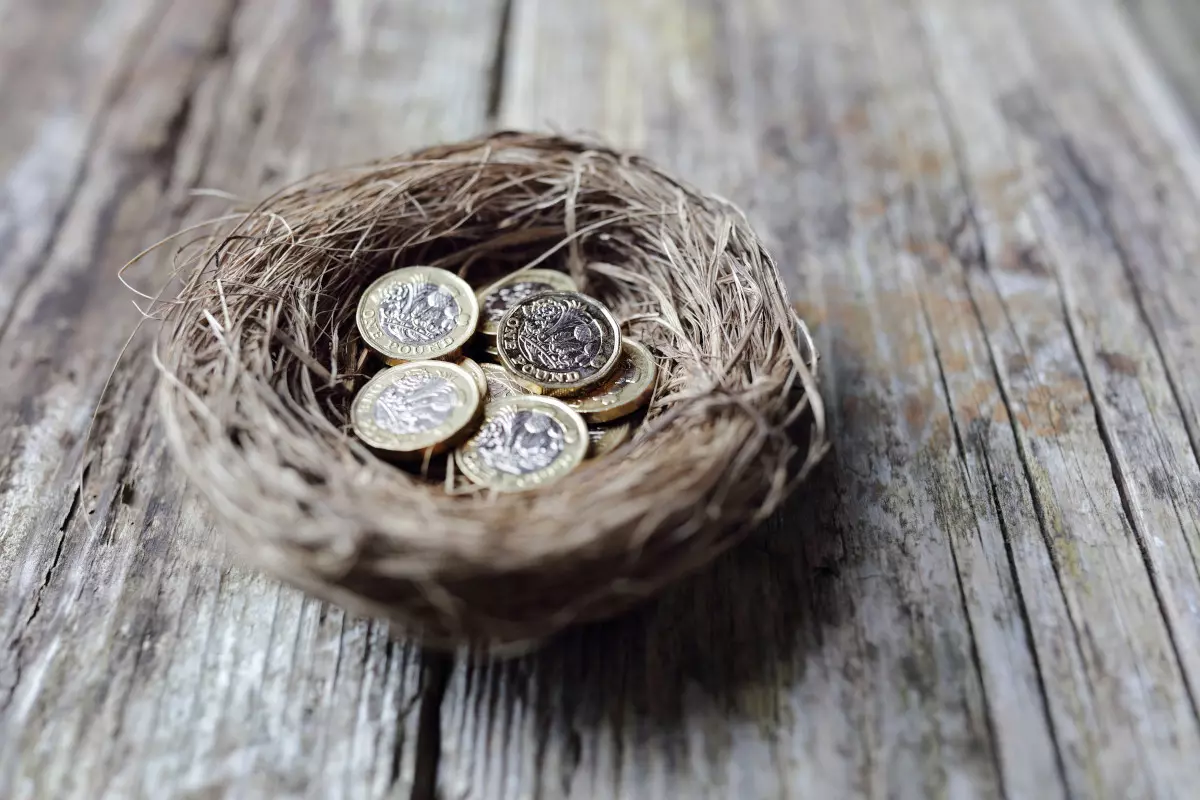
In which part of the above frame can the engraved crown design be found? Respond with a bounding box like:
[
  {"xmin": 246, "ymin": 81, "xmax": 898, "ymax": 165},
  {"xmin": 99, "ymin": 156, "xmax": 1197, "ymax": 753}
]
[{"xmin": 516, "ymin": 297, "xmax": 603, "ymax": 372}]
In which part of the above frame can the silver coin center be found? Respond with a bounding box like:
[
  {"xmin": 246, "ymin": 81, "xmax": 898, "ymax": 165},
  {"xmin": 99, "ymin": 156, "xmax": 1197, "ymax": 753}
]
[
  {"xmin": 483, "ymin": 281, "xmax": 554, "ymax": 323},
  {"xmin": 476, "ymin": 408, "xmax": 565, "ymax": 475},
  {"xmin": 374, "ymin": 371, "xmax": 460, "ymax": 435},
  {"xmin": 515, "ymin": 298, "xmax": 604, "ymax": 374},
  {"xmin": 379, "ymin": 281, "xmax": 460, "ymax": 345}
]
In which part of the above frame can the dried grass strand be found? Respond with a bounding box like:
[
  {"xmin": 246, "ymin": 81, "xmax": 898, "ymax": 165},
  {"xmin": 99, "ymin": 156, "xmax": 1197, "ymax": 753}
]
[{"xmin": 155, "ymin": 132, "xmax": 825, "ymax": 648}]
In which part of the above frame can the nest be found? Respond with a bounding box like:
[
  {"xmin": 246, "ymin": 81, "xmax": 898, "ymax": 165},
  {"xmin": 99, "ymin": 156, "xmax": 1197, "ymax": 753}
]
[{"xmin": 156, "ymin": 132, "xmax": 826, "ymax": 649}]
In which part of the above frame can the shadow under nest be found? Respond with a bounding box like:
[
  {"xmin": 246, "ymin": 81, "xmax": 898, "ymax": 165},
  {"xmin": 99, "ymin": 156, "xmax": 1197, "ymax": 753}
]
[{"xmin": 156, "ymin": 132, "xmax": 826, "ymax": 649}]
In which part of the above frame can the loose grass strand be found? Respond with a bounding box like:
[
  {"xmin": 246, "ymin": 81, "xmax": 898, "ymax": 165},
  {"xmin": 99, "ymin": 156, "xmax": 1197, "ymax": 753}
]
[{"xmin": 157, "ymin": 132, "xmax": 825, "ymax": 648}]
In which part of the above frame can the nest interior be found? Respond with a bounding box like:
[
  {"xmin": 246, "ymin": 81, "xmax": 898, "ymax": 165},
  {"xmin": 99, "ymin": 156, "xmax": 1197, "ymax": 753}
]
[{"xmin": 157, "ymin": 132, "xmax": 825, "ymax": 648}]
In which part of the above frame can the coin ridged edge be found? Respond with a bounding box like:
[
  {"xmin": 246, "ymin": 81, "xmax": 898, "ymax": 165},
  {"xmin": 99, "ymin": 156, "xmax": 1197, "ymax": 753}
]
[
  {"xmin": 587, "ymin": 419, "xmax": 632, "ymax": 458},
  {"xmin": 565, "ymin": 340, "xmax": 657, "ymax": 423},
  {"xmin": 458, "ymin": 357, "xmax": 488, "ymax": 399}
]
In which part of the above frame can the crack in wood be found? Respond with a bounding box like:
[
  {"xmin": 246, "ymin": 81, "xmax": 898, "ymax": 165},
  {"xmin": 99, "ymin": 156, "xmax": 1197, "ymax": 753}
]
[
  {"xmin": 408, "ymin": 651, "xmax": 453, "ymax": 800},
  {"xmin": 486, "ymin": 0, "xmax": 515, "ymax": 126},
  {"xmin": 0, "ymin": 462, "xmax": 89, "ymax": 713},
  {"xmin": 980, "ymin": 445, "xmax": 1073, "ymax": 784},
  {"xmin": 5, "ymin": 0, "xmax": 1200, "ymax": 795},
  {"xmin": 1055, "ymin": 268, "xmax": 1200, "ymax": 724},
  {"xmin": 912, "ymin": 288, "xmax": 1015, "ymax": 800}
]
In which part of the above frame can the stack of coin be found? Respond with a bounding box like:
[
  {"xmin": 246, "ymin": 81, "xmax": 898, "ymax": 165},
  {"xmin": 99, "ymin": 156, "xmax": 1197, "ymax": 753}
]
[
  {"xmin": 353, "ymin": 265, "xmax": 657, "ymax": 491},
  {"xmin": 476, "ymin": 269, "xmax": 578, "ymax": 344}
]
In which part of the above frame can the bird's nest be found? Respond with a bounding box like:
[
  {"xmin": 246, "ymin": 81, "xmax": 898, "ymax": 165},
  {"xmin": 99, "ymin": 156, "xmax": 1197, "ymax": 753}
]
[{"xmin": 156, "ymin": 132, "xmax": 826, "ymax": 650}]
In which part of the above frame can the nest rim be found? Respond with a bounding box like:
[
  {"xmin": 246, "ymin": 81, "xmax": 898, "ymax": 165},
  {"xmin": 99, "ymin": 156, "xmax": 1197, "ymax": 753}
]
[{"xmin": 154, "ymin": 131, "xmax": 826, "ymax": 647}]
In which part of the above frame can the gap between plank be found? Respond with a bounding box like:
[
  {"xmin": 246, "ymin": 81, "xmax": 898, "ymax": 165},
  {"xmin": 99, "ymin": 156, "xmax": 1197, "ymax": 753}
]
[
  {"xmin": 925, "ymin": 323, "xmax": 1014, "ymax": 798},
  {"xmin": 1051, "ymin": 256, "xmax": 1200, "ymax": 724},
  {"xmin": 486, "ymin": 0, "xmax": 515, "ymax": 126},
  {"xmin": 1005, "ymin": 0, "xmax": 1200, "ymax": 725},
  {"xmin": 407, "ymin": 651, "xmax": 453, "ymax": 800},
  {"xmin": 902, "ymin": 0, "xmax": 1092, "ymax": 787}
]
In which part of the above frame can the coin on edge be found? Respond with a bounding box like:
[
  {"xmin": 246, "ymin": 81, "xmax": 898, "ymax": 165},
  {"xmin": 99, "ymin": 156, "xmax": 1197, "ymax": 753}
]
[
  {"xmin": 357, "ymin": 266, "xmax": 479, "ymax": 362},
  {"xmin": 351, "ymin": 361, "xmax": 482, "ymax": 455},
  {"xmin": 454, "ymin": 396, "xmax": 588, "ymax": 492},
  {"xmin": 476, "ymin": 269, "xmax": 578, "ymax": 338},
  {"xmin": 477, "ymin": 340, "xmax": 502, "ymax": 361},
  {"xmin": 480, "ymin": 363, "xmax": 534, "ymax": 399},
  {"xmin": 497, "ymin": 291, "xmax": 622, "ymax": 396},
  {"xmin": 458, "ymin": 357, "xmax": 488, "ymax": 398},
  {"xmin": 563, "ymin": 340, "xmax": 657, "ymax": 422},
  {"xmin": 587, "ymin": 419, "xmax": 632, "ymax": 458}
]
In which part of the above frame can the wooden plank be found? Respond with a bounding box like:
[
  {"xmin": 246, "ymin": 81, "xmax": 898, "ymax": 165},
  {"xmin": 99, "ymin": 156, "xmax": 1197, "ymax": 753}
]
[
  {"xmin": 915, "ymin": 1, "xmax": 1200, "ymax": 792},
  {"xmin": 808, "ymin": 2, "xmax": 1066, "ymax": 795},
  {"xmin": 0, "ymin": 1, "xmax": 505, "ymax": 797},
  {"xmin": 0, "ymin": 0, "xmax": 168, "ymax": 591},
  {"xmin": 5, "ymin": 0, "xmax": 1200, "ymax": 797},
  {"xmin": 444, "ymin": 1, "xmax": 1012, "ymax": 797},
  {"xmin": 434, "ymin": 0, "xmax": 1200, "ymax": 797},
  {"xmin": 891, "ymin": 0, "xmax": 1200, "ymax": 793},
  {"xmin": 0, "ymin": 0, "xmax": 167, "ymax": 338}
]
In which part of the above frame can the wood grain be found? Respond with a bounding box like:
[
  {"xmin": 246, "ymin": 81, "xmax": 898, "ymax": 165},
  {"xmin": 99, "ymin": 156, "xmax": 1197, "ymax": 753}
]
[
  {"xmin": 0, "ymin": 1, "xmax": 505, "ymax": 797},
  {"xmin": 436, "ymin": 0, "xmax": 1200, "ymax": 797},
  {"xmin": 3, "ymin": 0, "xmax": 1200, "ymax": 798}
]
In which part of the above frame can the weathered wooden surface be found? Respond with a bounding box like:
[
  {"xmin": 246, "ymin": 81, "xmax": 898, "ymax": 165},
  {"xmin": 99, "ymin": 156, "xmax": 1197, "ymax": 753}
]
[
  {"xmin": 2, "ymin": 0, "xmax": 1200, "ymax": 798},
  {"xmin": 0, "ymin": 1, "xmax": 502, "ymax": 796}
]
